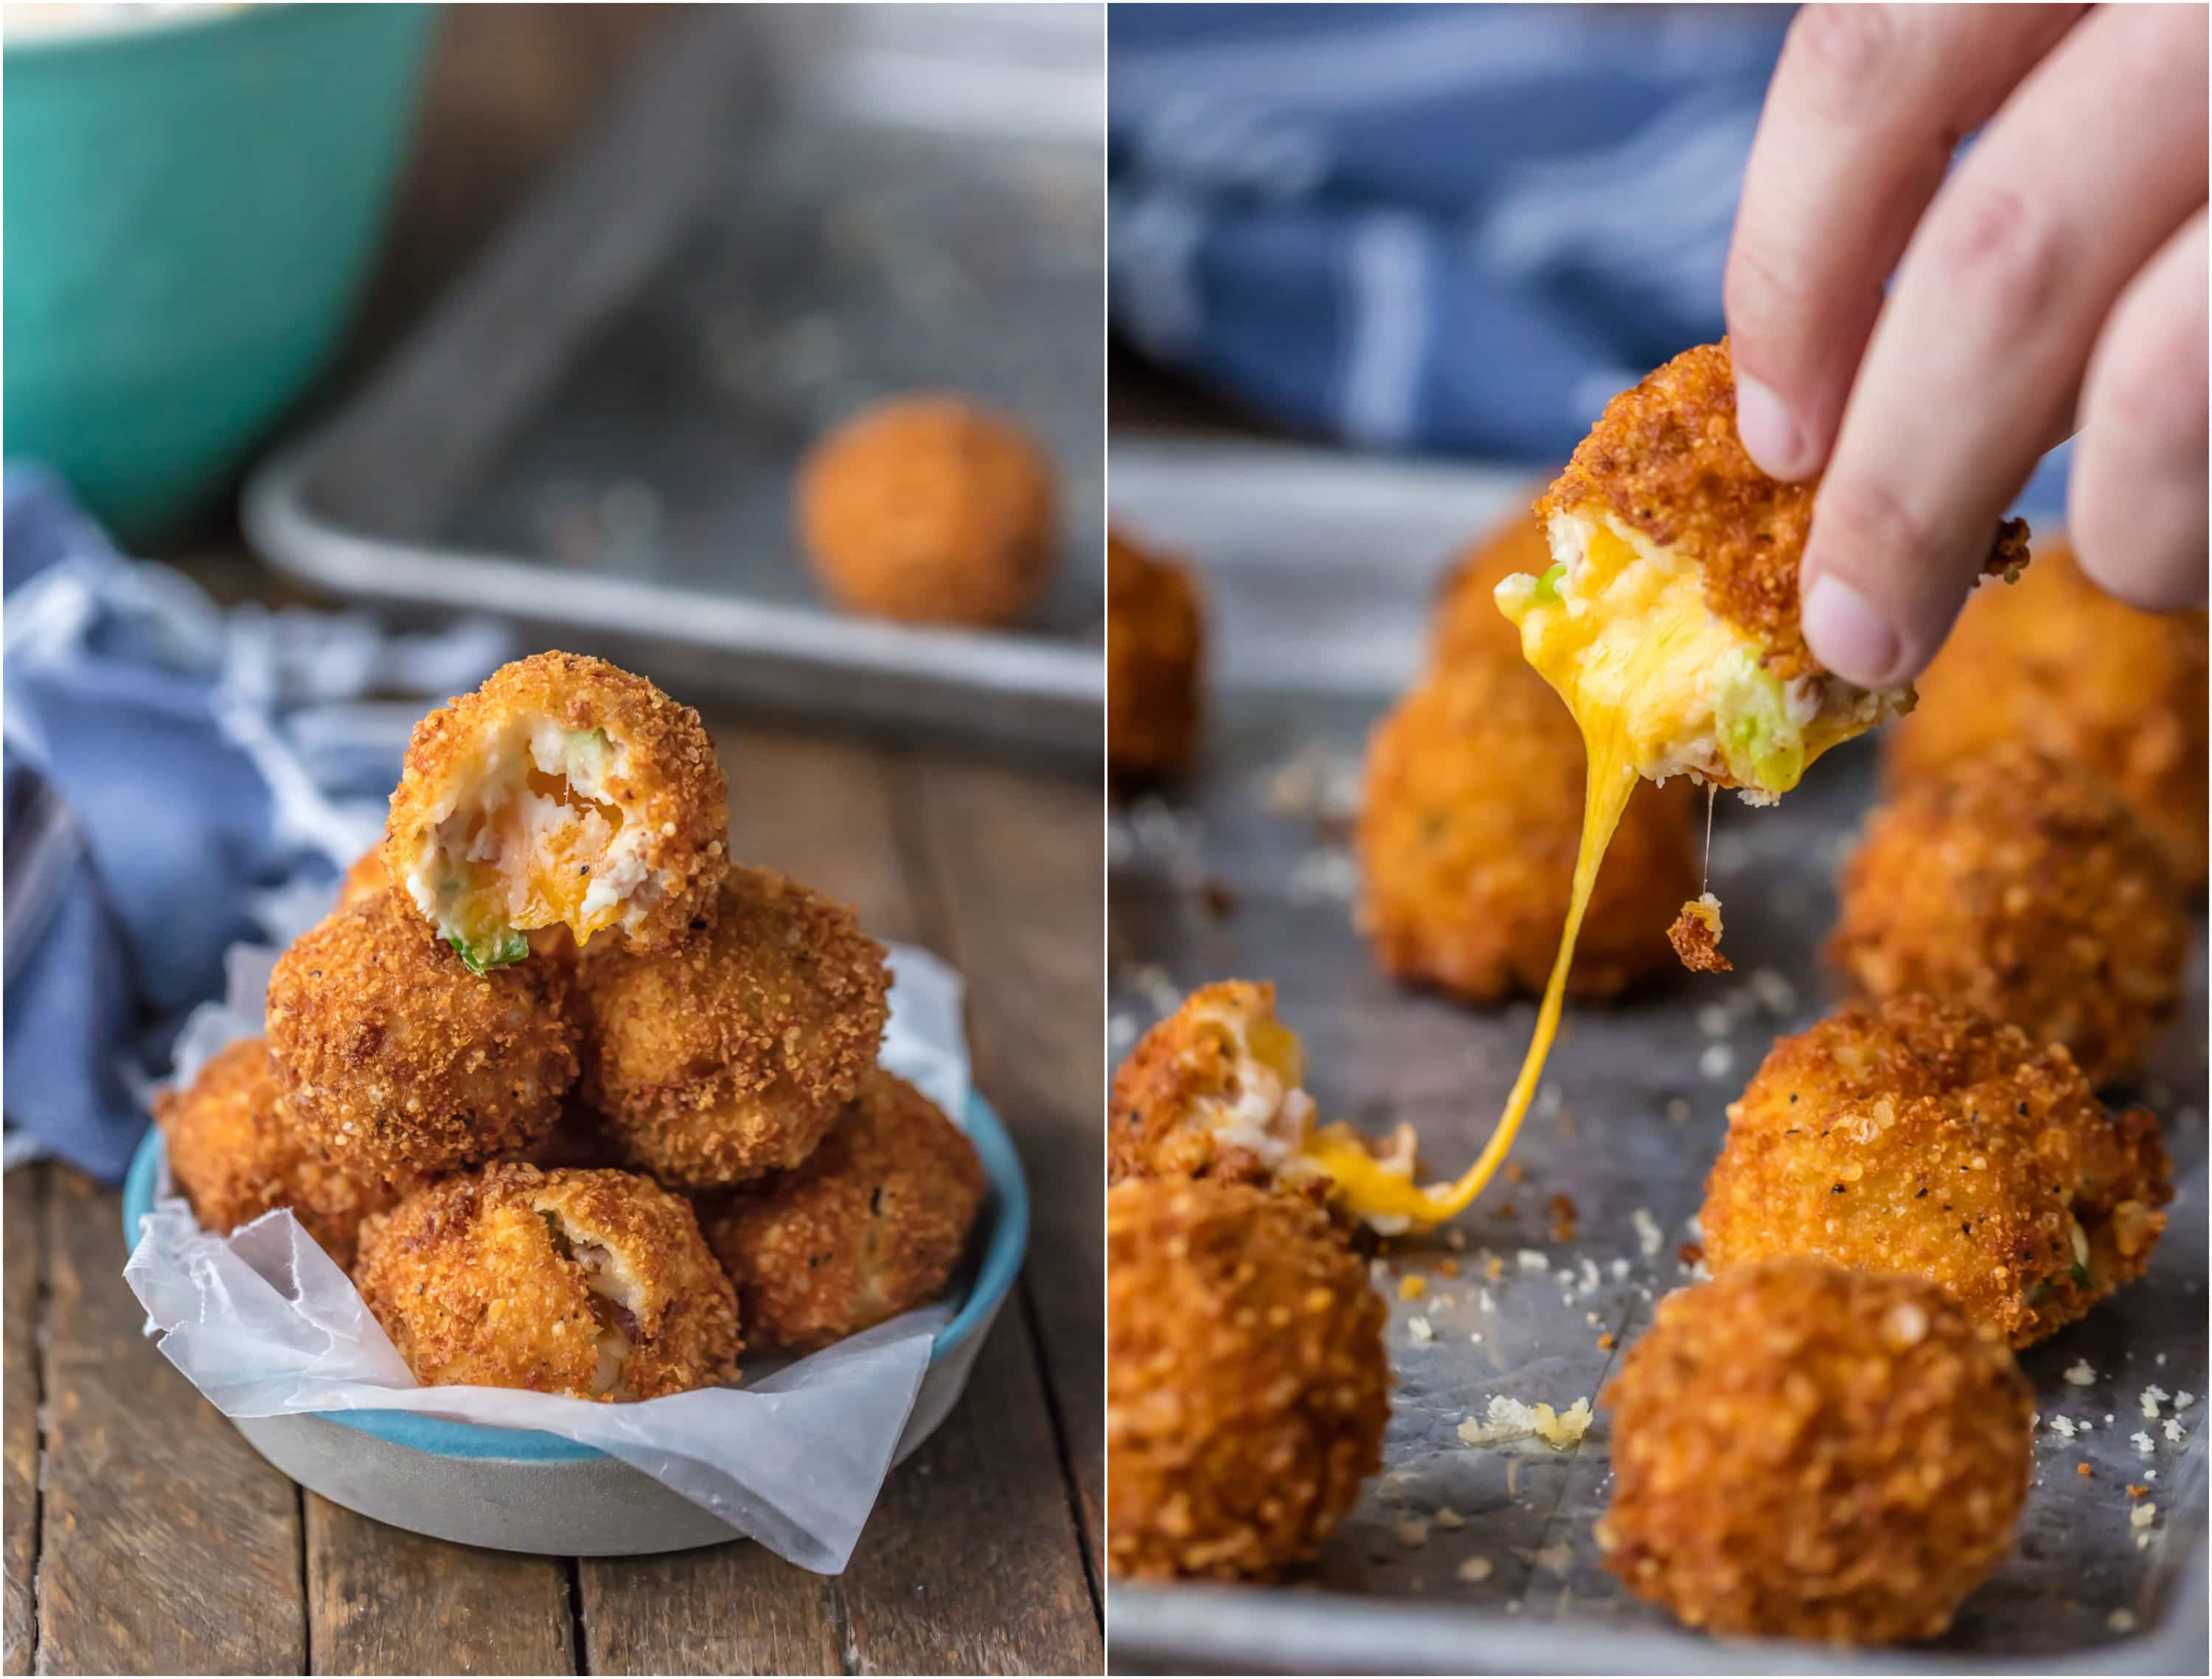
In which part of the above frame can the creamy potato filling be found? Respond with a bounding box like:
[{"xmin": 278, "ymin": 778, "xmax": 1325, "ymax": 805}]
[
  {"xmin": 1185, "ymin": 1000, "xmax": 1314, "ymax": 1172},
  {"xmin": 1497, "ymin": 512, "xmax": 1910, "ymax": 802},
  {"xmin": 406, "ymin": 720, "xmax": 653, "ymax": 971},
  {"xmin": 540, "ymin": 1208, "xmax": 647, "ymax": 1400}
]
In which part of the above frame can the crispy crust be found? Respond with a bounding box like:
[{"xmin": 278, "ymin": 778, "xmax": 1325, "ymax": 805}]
[
  {"xmin": 1830, "ymin": 746, "xmax": 2185, "ymax": 1085},
  {"xmin": 1886, "ymin": 541, "xmax": 2208, "ymax": 887},
  {"xmin": 265, "ymin": 892, "xmax": 578, "ymax": 1175},
  {"xmin": 1598, "ymin": 1259, "xmax": 2031, "ymax": 1644},
  {"xmin": 1356, "ymin": 651, "xmax": 1699, "ymax": 1001},
  {"xmin": 703, "ymin": 1070, "xmax": 985, "ymax": 1353},
  {"xmin": 797, "ymin": 394, "xmax": 1057, "ymax": 628},
  {"xmin": 336, "ymin": 847, "xmax": 388, "ymax": 913},
  {"xmin": 154, "ymin": 1037, "xmax": 423, "ymax": 1268},
  {"xmin": 1667, "ymin": 898, "xmax": 1731, "ymax": 974},
  {"xmin": 355, "ymin": 1162, "xmax": 739, "ymax": 1400},
  {"xmin": 1700, "ymin": 995, "xmax": 2171, "ymax": 1347},
  {"xmin": 1107, "ymin": 1178, "xmax": 1388, "ymax": 1581},
  {"xmin": 1107, "ymin": 981, "xmax": 1293, "ymax": 1186},
  {"xmin": 1107, "ymin": 527, "xmax": 1205, "ymax": 784},
  {"xmin": 577, "ymin": 865, "xmax": 890, "ymax": 1188},
  {"xmin": 1539, "ymin": 341, "xmax": 2031, "ymax": 681},
  {"xmin": 1427, "ymin": 512, "xmax": 1557, "ymax": 663},
  {"xmin": 383, "ymin": 651, "xmax": 729, "ymax": 953}
]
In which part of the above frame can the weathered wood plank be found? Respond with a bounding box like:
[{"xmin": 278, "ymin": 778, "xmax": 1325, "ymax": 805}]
[
  {"xmin": 838, "ymin": 1302, "xmax": 1100, "ymax": 1675},
  {"xmin": 903, "ymin": 759, "xmax": 1106, "ymax": 1556},
  {"xmin": 578, "ymin": 1546, "xmax": 843, "ymax": 1676},
  {"xmin": 4, "ymin": 1166, "xmax": 45, "ymax": 1676},
  {"xmin": 36, "ymin": 1168, "xmax": 307, "ymax": 1675},
  {"xmin": 305, "ymin": 1493, "xmax": 574, "ymax": 1675}
]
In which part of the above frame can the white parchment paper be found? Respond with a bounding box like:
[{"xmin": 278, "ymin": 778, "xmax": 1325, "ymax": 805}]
[{"xmin": 125, "ymin": 941, "xmax": 978, "ymax": 1573}]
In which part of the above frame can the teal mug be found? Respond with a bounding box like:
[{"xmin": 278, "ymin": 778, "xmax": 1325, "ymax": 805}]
[{"xmin": 4, "ymin": 3, "xmax": 434, "ymax": 540}]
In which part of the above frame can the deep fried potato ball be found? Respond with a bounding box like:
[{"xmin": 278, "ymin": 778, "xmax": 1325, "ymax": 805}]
[
  {"xmin": 1356, "ymin": 650, "xmax": 1699, "ymax": 1001},
  {"xmin": 155, "ymin": 1037, "xmax": 422, "ymax": 1268},
  {"xmin": 266, "ymin": 891, "xmax": 579, "ymax": 1176},
  {"xmin": 1500, "ymin": 341, "xmax": 2028, "ymax": 799},
  {"xmin": 1427, "ymin": 511, "xmax": 1556, "ymax": 663},
  {"xmin": 1107, "ymin": 527, "xmax": 1204, "ymax": 783},
  {"xmin": 1700, "ymin": 995, "xmax": 2171, "ymax": 1347},
  {"xmin": 1598, "ymin": 1259, "xmax": 2031, "ymax": 1645},
  {"xmin": 1108, "ymin": 981, "xmax": 1316, "ymax": 1188},
  {"xmin": 384, "ymin": 652, "xmax": 729, "ymax": 973},
  {"xmin": 355, "ymin": 1163, "xmax": 739, "ymax": 1400},
  {"xmin": 704, "ymin": 1070, "xmax": 984, "ymax": 1353},
  {"xmin": 1829, "ymin": 746, "xmax": 2185, "ymax": 1085},
  {"xmin": 578, "ymin": 864, "xmax": 890, "ymax": 1188},
  {"xmin": 1107, "ymin": 1178, "xmax": 1388, "ymax": 1581},
  {"xmin": 796, "ymin": 394, "xmax": 1057, "ymax": 628},
  {"xmin": 1887, "ymin": 541, "xmax": 2208, "ymax": 887}
]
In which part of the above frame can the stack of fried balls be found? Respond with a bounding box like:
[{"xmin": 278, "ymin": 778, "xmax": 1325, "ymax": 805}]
[{"xmin": 156, "ymin": 652, "xmax": 984, "ymax": 1402}]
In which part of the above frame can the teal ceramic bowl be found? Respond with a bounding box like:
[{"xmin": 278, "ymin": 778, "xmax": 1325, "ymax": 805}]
[
  {"xmin": 122, "ymin": 1087, "xmax": 1029, "ymax": 1552},
  {"xmin": 4, "ymin": 2, "xmax": 434, "ymax": 540}
]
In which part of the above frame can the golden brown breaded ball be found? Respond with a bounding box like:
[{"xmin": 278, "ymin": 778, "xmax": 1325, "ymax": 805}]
[
  {"xmin": 383, "ymin": 652, "xmax": 729, "ymax": 972},
  {"xmin": 1829, "ymin": 746, "xmax": 2185, "ymax": 1085},
  {"xmin": 1356, "ymin": 650, "xmax": 1699, "ymax": 1002},
  {"xmin": 796, "ymin": 394, "xmax": 1057, "ymax": 628},
  {"xmin": 355, "ymin": 1163, "xmax": 739, "ymax": 1400},
  {"xmin": 1427, "ymin": 510, "xmax": 1556, "ymax": 663},
  {"xmin": 577, "ymin": 864, "xmax": 890, "ymax": 1189},
  {"xmin": 335, "ymin": 847, "xmax": 387, "ymax": 912},
  {"xmin": 1107, "ymin": 1177, "xmax": 1388, "ymax": 1581},
  {"xmin": 704, "ymin": 1070, "xmax": 985, "ymax": 1353},
  {"xmin": 1598, "ymin": 1258, "xmax": 2032, "ymax": 1645},
  {"xmin": 266, "ymin": 891, "xmax": 579, "ymax": 1177},
  {"xmin": 1887, "ymin": 541, "xmax": 2208, "ymax": 887},
  {"xmin": 1108, "ymin": 981, "xmax": 1313, "ymax": 1188},
  {"xmin": 155, "ymin": 1037, "xmax": 423, "ymax": 1269},
  {"xmin": 1107, "ymin": 527, "xmax": 1204, "ymax": 783},
  {"xmin": 1700, "ymin": 995, "xmax": 2171, "ymax": 1347}
]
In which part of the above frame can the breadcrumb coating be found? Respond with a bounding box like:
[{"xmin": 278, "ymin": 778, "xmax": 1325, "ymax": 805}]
[
  {"xmin": 704, "ymin": 1070, "xmax": 984, "ymax": 1353},
  {"xmin": 797, "ymin": 394, "xmax": 1057, "ymax": 628},
  {"xmin": 1539, "ymin": 341, "xmax": 2030, "ymax": 683},
  {"xmin": 1830, "ymin": 746, "xmax": 2185, "ymax": 1085},
  {"xmin": 1107, "ymin": 1178, "xmax": 1388, "ymax": 1580},
  {"xmin": 1108, "ymin": 981, "xmax": 1312, "ymax": 1188},
  {"xmin": 1700, "ymin": 995, "xmax": 2171, "ymax": 1347},
  {"xmin": 1667, "ymin": 894, "xmax": 1731, "ymax": 973},
  {"xmin": 1599, "ymin": 1259, "xmax": 2032, "ymax": 1645},
  {"xmin": 383, "ymin": 652, "xmax": 729, "ymax": 966},
  {"xmin": 155, "ymin": 1038, "xmax": 422, "ymax": 1268},
  {"xmin": 578, "ymin": 865, "xmax": 890, "ymax": 1188},
  {"xmin": 355, "ymin": 1163, "xmax": 739, "ymax": 1400},
  {"xmin": 1107, "ymin": 527, "xmax": 1205, "ymax": 783},
  {"xmin": 1887, "ymin": 541, "xmax": 2208, "ymax": 888},
  {"xmin": 1356, "ymin": 650, "xmax": 1697, "ymax": 1001},
  {"xmin": 266, "ymin": 892, "xmax": 578, "ymax": 1176}
]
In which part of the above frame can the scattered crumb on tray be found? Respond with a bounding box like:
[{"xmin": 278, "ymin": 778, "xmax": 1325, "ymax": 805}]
[{"xmin": 1458, "ymin": 1396, "xmax": 1593, "ymax": 1451}]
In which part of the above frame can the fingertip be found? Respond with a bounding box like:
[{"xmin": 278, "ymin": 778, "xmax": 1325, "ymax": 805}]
[
  {"xmin": 1734, "ymin": 372, "xmax": 1818, "ymax": 483},
  {"xmin": 1801, "ymin": 571, "xmax": 1905, "ymax": 686}
]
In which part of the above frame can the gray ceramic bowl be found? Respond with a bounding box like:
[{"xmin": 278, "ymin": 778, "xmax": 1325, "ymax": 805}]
[{"xmin": 122, "ymin": 1091, "xmax": 1027, "ymax": 1554}]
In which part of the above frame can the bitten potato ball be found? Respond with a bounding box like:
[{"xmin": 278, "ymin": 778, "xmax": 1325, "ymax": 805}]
[
  {"xmin": 1107, "ymin": 1178, "xmax": 1388, "ymax": 1581},
  {"xmin": 384, "ymin": 652, "xmax": 729, "ymax": 972},
  {"xmin": 1829, "ymin": 746, "xmax": 2185, "ymax": 1085},
  {"xmin": 1108, "ymin": 981, "xmax": 1317, "ymax": 1189},
  {"xmin": 1598, "ymin": 1259, "xmax": 2032, "ymax": 1646},
  {"xmin": 1887, "ymin": 541, "xmax": 2208, "ymax": 887},
  {"xmin": 1107, "ymin": 527, "xmax": 1204, "ymax": 783},
  {"xmin": 797, "ymin": 394, "xmax": 1057, "ymax": 628},
  {"xmin": 1700, "ymin": 995, "xmax": 2171, "ymax": 1347},
  {"xmin": 578, "ymin": 864, "xmax": 890, "ymax": 1188},
  {"xmin": 156, "ymin": 1038, "xmax": 421, "ymax": 1268},
  {"xmin": 266, "ymin": 892, "xmax": 579, "ymax": 1176},
  {"xmin": 355, "ymin": 1163, "xmax": 739, "ymax": 1400},
  {"xmin": 705, "ymin": 1069, "xmax": 985, "ymax": 1353},
  {"xmin": 1356, "ymin": 650, "xmax": 1698, "ymax": 1001}
]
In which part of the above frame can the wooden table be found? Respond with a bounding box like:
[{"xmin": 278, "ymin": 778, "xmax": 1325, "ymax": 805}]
[{"xmin": 4, "ymin": 10, "xmax": 1102, "ymax": 1673}]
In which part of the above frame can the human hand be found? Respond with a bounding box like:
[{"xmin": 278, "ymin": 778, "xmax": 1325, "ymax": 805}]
[{"xmin": 1723, "ymin": 3, "xmax": 2207, "ymax": 686}]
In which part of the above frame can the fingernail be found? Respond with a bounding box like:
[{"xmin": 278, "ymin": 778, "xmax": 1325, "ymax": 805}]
[
  {"xmin": 1734, "ymin": 375, "xmax": 1811, "ymax": 481},
  {"xmin": 1802, "ymin": 573, "xmax": 1900, "ymax": 687}
]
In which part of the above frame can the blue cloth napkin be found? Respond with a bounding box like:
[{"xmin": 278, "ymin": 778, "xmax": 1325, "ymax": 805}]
[
  {"xmin": 1109, "ymin": 2, "xmax": 2077, "ymax": 511},
  {"xmin": 4, "ymin": 467, "xmax": 516, "ymax": 1180}
]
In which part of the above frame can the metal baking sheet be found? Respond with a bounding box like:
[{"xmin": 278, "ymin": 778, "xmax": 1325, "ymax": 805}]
[
  {"xmin": 246, "ymin": 5, "xmax": 1103, "ymax": 758},
  {"xmin": 1106, "ymin": 437, "xmax": 2209, "ymax": 1675}
]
